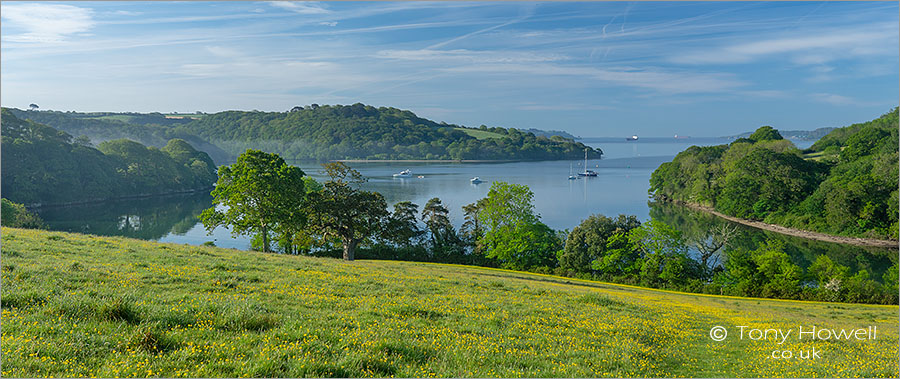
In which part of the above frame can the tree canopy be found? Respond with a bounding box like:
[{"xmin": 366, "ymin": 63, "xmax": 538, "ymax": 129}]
[
  {"xmin": 1, "ymin": 109, "xmax": 217, "ymax": 206},
  {"xmin": 650, "ymin": 108, "xmax": 898, "ymax": 240},
  {"xmin": 200, "ymin": 149, "xmax": 306, "ymax": 252}
]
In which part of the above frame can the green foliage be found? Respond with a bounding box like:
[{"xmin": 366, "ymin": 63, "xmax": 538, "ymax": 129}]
[
  {"xmin": 1, "ymin": 110, "xmax": 217, "ymax": 206},
  {"xmin": 650, "ymin": 108, "xmax": 898, "ymax": 239},
  {"xmin": 748, "ymin": 126, "xmax": 783, "ymax": 142},
  {"xmin": 303, "ymin": 162, "xmax": 388, "ymax": 260},
  {"xmin": 0, "ymin": 199, "xmax": 43, "ymax": 229},
  {"xmin": 477, "ymin": 182, "xmax": 560, "ymax": 270},
  {"xmin": 560, "ymin": 214, "xmax": 641, "ymax": 274},
  {"xmin": 200, "ymin": 150, "xmax": 306, "ymax": 253},
  {"xmin": 381, "ymin": 201, "xmax": 423, "ymax": 247},
  {"xmin": 180, "ymin": 104, "xmax": 601, "ymax": 161},
  {"xmin": 6, "ymin": 108, "xmax": 231, "ymax": 163}
]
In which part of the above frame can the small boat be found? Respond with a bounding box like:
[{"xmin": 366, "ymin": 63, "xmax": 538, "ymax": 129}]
[
  {"xmin": 392, "ymin": 169, "xmax": 411, "ymax": 178},
  {"xmin": 568, "ymin": 163, "xmax": 577, "ymax": 180},
  {"xmin": 626, "ymin": 135, "xmax": 638, "ymax": 141},
  {"xmin": 417, "ymin": 175, "xmax": 425, "ymax": 179},
  {"xmin": 470, "ymin": 177, "xmax": 483, "ymax": 184},
  {"xmin": 577, "ymin": 149, "xmax": 598, "ymax": 177}
]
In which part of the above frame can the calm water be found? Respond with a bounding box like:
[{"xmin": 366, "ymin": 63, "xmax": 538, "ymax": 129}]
[{"xmin": 34, "ymin": 138, "xmax": 896, "ymax": 276}]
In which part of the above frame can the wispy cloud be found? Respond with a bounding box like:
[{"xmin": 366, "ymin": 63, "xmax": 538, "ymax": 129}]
[
  {"xmin": 376, "ymin": 49, "xmax": 567, "ymax": 64},
  {"xmin": 670, "ymin": 24, "xmax": 898, "ymax": 65},
  {"xmin": 1, "ymin": 3, "xmax": 95, "ymax": 43},
  {"xmin": 810, "ymin": 93, "xmax": 860, "ymax": 106},
  {"xmin": 267, "ymin": 1, "xmax": 329, "ymax": 15},
  {"xmin": 444, "ymin": 63, "xmax": 745, "ymax": 94}
]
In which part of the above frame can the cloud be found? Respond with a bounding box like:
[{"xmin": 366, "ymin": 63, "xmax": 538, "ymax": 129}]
[
  {"xmin": 670, "ymin": 24, "xmax": 898, "ymax": 65},
  {"xmin": 319, "ymin": 21, "xmax": 338, "ymax": 27},
  {"xmin": 810, "ymin": 93, "xmax": 859, "ymax": 106},
  {"xmin": 376, "ymin": 49, "xmax": 567, "ymax": 64},
  {"xmin": 1, "ymin": 3, "xmax": 95, "ymax": 43},
  {"xmin": 267, "ymin": 1, "xmax": 329, "ymax": 15},
  {"xmin": 517, "ymin": 104, "xmax": 615, "ymax": 111},
  {"xmin": 444, "ymin": 63, "xmax": 745, "ymax": 94}
]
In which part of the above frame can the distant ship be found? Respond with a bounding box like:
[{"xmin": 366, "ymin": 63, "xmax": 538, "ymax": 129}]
[
  {"xmin": 626, "ymin": 135, "xmax": 638, "ymax": 141},
  {"xmin": 674, "ymin": 134, "xmax": 690, "ymax": 139}
]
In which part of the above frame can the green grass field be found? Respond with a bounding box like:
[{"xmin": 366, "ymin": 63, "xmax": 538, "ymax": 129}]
[
  {"xmin": 1, "ymin": 227, "xmax": 897, "ymax": 377},
  {"xmin": 454, "ymin": 128, "xmax": 506, "ymax": 140}
]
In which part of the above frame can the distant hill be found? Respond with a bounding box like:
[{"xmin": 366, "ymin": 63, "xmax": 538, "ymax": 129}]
[
  {"xmin": 652, "ymin": 107, "xmax": 898, "ymax": 240},
  {"xmin": 180, "ymin": 103, "xmax": 600, "ymax": 161},
  {"xmin": 521, "ymin": 128, "xmax": 578, "ymax": 140},
  {"xmin": 8, "ymin": 105, "xmax": 600, "ymax": 162},
  {"xmin": 1, "ymin": 109, "xmax": 217, "ymax": 206},
  {"xmin": 725, "ymin": 127, "xmax": 836, "ymax": 141},
  {"xmin": 6, "ymin": 108, "xmax": 231, "ymax": 163}
]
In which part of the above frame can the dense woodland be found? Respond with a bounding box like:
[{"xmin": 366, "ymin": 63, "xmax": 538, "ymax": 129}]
[
  {"xmin": 650, "ymin": 108, "xmax": 899, "ymax": 240},
  {"xmin": 6, "ymin": 108, "xmax": 231, "ymax": 163},
  {"xmin": 1, "ymin": 110, "xmax": 217, "ymax": 206},
  {"xmin": 181, "ymin": 104, "xmax": 600, "ymax": 161},
  {"xmin": 8, "ymin": 104, "xmax": 600, "ymax": 162}
]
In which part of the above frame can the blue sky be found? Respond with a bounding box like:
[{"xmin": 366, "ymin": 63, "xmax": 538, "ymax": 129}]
[{"xmin": 1, "ymin": 1, "xmax": 897, "ymax": 137}]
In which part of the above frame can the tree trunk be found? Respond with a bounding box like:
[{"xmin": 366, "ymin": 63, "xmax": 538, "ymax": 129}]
[
  {"xmin": 261, "ymin": 225, "xmax": 270, "ymax": 253},
  {"xmin": 343, "ymin": 238, "xmax": 357, "ymax": 261}
]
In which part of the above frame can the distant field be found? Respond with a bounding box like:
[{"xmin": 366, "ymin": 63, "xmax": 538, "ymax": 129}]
[
  {"xmin": 163, "ymin": 113, "xmax": 206, "ymax": 120},
  {"xmin": 93, "ymin": 115, "xmax": 138, "ymax": 123},
  {"xmin": 1, "ymin": 227, "xmax": 897, "ymax": 377},
  {"xmin": 454, "ymin": 127, "xmax": 505, "ymax": 140}
]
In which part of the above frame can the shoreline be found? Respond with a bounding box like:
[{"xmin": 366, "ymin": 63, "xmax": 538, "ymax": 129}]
[
  {"xmin": 677, "ymin": 201, "xmax": 899, "ymax": 249},
  {"xmin": 333, "ymin": 159, "xmax": 519, "ymax": 163},
  {"xmin": 25, "ymin": 187, "xmax": 213, "ymax": 210}
]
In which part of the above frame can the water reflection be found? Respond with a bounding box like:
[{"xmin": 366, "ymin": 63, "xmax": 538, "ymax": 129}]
[
  {"xmin": 34, "ymin": 192, "xmax": 212, "ymax": 240},
  {"xmin": 648, "ymin": 201, "xmax": 896, "ymax": 280}
]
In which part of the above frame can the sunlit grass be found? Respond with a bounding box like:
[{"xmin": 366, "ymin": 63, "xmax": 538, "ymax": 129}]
[
  {"xmin": 1, "ymin": 227, "xmax": 897, "ymax": 377},
  {"xmin": 454, "ymin": 128, "xmax": 505, "ymax": 140}
]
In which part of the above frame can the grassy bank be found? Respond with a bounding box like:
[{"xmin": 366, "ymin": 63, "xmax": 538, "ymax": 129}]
[{"xmin": 1, "ymin": 227, "xmax": 897, "ymax": 377}]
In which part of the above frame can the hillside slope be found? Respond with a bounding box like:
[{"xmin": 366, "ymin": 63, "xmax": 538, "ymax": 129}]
[
  {"xmin": 1, "ymin": 110, "xmax": 217, "ymax": 206},
  {"xmin": 2, "ymin": 228, "xmax": 896, "ymax": 377},
  {"xmin": 5, "ymin": 108, "xmax": 232, "ymax": 164},
  {"xmin": 651, "ymin": 108, "xmax": 899, "ymax": 240},
  {"xmin": 180, "ymin": 104, "xmax": 599, "ymax": 161}
]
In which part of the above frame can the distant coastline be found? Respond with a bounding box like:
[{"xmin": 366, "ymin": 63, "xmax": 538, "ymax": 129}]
[{"xmin": 334, "ymin": 159, "xmax": 518, "ymax": 163}]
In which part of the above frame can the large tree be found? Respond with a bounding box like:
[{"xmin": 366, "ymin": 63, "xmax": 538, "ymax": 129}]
[
  {"xmin": 477, "ymin": 181, "xmax": 560, "ymax": 270},
  {"xmin": 304, "ymin": 162, "xmax": 388, "ymax": 261},
  {"xmin": 200, "ymin": 149, "xmax": 306, "ymax": 253}
]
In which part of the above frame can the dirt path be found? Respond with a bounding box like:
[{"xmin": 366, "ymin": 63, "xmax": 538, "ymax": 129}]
[{"xmin": 679, "ymin": 202, "xmax": 898, "ymax": 249}]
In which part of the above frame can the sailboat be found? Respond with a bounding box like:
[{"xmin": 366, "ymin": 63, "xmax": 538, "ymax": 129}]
[
  {"xmin": 568, "ymin": 163, "xmax": 577, "ymax": 180},
  {"xmin": 577, "ymin": 148, "xmax": 598, "ymax": 177}
]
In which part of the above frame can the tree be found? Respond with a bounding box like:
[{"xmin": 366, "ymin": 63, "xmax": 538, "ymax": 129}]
[
  {"xmin": 304, "ymin": 162, "xmax": 388, "ymax": 261},
  {"xmin": 460, "ymin": 200, "xmax": 486, "ymax": 246},
  {"xmin": 422, "ymin": 197, "xmax": 457, "ymax": 247},
  {"xmin": 478, "ymin": 182, "xmax": 560, "ymax": 270},
  {"xmin": 28, "ymin": 103, "xmax": 38, "ymax": 111},
  {"xmin": 382, "ymin": 201, "xmax": 423, "ymax": 246},
  {"xmin": 0, "ymin": 198, "xmax": 44, "ymax": 228},
  {"xmin": 748, "ymin": 126, "xmax": 783, "ymax": 142},
  {"xmin": 560, "ymin": 214, "xmax": 641, "ymax": 274},
  {"xmin": 200, "ymin": 149, "xmax": 306, "ymax": 253}
]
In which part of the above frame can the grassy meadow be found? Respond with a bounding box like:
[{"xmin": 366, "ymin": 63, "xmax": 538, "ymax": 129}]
[{"xmin": 1, "ymin": 227, "xmax": 897, "ymax": 377}]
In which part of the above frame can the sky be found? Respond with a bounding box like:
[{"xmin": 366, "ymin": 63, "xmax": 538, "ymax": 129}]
[{"xmin": 1, "ymin": 1, "xmax": 897, "ymax": 137}]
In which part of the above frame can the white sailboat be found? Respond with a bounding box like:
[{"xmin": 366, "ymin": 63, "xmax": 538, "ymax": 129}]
[
  {"xmin": 568, "ymin": 163, "xmax": 577, "ymax": 180},
  {"xmin": 577, "ymin": 149, "xmax": 598, "ymax": 177}
]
